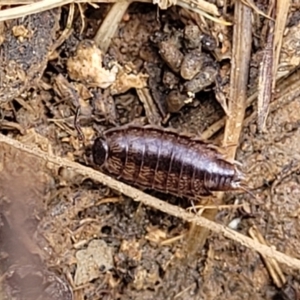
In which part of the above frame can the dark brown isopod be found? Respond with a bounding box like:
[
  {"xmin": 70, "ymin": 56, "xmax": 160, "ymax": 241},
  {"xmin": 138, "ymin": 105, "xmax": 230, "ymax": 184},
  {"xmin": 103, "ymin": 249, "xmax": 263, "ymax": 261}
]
[{"xmin": 92, "ymin": 125, "xmax": 246, "ymax": 200}]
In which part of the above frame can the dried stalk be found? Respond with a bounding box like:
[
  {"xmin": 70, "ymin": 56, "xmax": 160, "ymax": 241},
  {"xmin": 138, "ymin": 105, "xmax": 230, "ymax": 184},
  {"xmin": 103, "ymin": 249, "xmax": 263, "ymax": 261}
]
[
  {"xmin": 202, "ymin": 68, "xmax": 300, "ymax": 140},
  {"xmin": 0, "ymin": 0, "xmax": 230, "ymax": 24},
  {"xmin": 185, "ymin": 1, "xmax": 253, "ymax": 255},
  {"xmin": 1, "ymin": 133, "xmax": 300, "ymax": 270},
  {"xmin": 249, "ymin": 226, "xmax": 286, "ymax": 288},
  {"xmin": 94, "ymin": 1, "xmax": 131, "ymax": 53}
]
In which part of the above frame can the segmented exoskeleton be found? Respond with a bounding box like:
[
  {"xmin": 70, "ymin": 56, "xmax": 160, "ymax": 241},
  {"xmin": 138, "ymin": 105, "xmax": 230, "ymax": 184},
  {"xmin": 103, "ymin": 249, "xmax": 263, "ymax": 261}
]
[{"xmin": 92, "ymin": 125, "xmax": 245, "ymax": 199}]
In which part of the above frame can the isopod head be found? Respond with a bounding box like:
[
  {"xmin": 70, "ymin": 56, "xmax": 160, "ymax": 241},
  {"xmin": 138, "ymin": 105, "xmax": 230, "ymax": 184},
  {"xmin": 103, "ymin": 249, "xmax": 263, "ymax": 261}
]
[{"xmin": 92, "ymin": 137, "xmax": 109, "ymax": 167}]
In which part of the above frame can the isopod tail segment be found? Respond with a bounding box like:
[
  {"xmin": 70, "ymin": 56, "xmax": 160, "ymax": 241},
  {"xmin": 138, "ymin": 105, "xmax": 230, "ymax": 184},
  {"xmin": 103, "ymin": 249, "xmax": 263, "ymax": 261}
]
[
  {"xmin": 201, "ymin": 160, "xmax": 255, "ymax": 200},
  {"xmin": 215, "ymin": 144, "xmax": 256, "ymax": 198}
]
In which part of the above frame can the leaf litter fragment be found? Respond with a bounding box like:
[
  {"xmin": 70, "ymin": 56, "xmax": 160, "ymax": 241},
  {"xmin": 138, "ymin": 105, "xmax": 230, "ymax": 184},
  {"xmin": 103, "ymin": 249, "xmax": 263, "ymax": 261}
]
[{"xmin": 67, "ymin": 40, "xmax": 148, "ymax": 94}]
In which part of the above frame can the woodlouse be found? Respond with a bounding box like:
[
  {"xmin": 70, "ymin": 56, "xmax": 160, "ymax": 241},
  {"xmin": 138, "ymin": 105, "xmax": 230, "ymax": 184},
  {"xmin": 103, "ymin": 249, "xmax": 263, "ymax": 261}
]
[{"xmin": 92, "ymin": 125, "xmax": 246, "ymax": 199}]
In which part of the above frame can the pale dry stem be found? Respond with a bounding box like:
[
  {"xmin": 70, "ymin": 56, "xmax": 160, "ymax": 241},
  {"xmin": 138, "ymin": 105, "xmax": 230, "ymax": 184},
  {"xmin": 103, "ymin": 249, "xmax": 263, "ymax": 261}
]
[
  {"xmin": 186, "ymin": 1, "xmax": 253, "ymax": 256},
  {"xmin": 0, "ymin": 0, "xmax": 231, "ymax": 25},
  {"xmin": 1, "ymin": 134, "xmax": 300, "ymax": 270},
  {"xmin": 202, "ymin": 68, "xmax": 300, "ymax": 140},
  {"xmin": 249, "ymin": 226, "xmax": 286, "ymax": 288},
  {"xmin": 94, "ymin": 1, "xmax": 131, "ymax": 53}
]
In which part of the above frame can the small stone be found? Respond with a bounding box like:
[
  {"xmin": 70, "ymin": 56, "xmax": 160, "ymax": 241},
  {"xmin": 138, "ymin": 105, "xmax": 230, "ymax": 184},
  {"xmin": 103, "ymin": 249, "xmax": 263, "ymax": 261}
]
[{"xmin": 74, "ymin": 239, "xmax": 114, "ymax": 286}]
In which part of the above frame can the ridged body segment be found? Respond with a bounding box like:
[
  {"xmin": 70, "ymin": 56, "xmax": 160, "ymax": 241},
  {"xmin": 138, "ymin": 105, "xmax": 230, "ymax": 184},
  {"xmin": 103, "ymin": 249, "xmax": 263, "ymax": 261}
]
[{"xmin": 92, "ymin": 126, "xmax": 243, "ymax": 199}]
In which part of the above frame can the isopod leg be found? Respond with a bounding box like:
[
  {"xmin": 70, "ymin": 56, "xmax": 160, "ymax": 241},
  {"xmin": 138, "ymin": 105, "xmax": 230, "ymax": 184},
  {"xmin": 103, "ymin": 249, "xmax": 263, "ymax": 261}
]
[
  {"xmin": 190, "ymin": 200, "xmax": 197, "ymax": 214},
  {"xmin": 74, "ymin": 106, "xmax": 85, "ymax": 141}
]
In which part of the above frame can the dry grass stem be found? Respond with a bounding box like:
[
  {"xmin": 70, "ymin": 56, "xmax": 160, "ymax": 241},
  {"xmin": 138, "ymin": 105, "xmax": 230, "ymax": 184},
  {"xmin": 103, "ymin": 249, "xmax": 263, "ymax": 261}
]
[
  {"xmin": 273, "ymin": 0, "xmax": 290, "ymax": 84},
  {"xmin": 249, "ymin": 226, "xmax": 286, "ymax": 288},
  {"xmin": 94, "ymin": 1, "xmax": 131, "ymax": 53},
  {"xmin": 202, "ymin": 67, "xmax": 300, "ymax": 141},
  {"xmin": 1, "ymin": 134, "xmax": 300, "ymax": 270},
  {"xmin": 1, "ymin": 0, "xmax": 36, "ymax": 3},
  {"xmin": 223, "ymin": 2, "xmax": 252, "ymax": 154},
  {"xmin": 50, "ymin": 2, "xmax": 75, "ymax": 54},
  {"xmin": 257, "ymin": 0, "xmax": 290, "ymax": 131},
  {"xmin": 257, "ymin": 19, "xmax": 274, "ymax": 131},
  {"xmin": 0, "ymin": 0, "xmax": 231, "ymax": 25},
  {"xmin": 186, "ymin": 1, "xmax": 253, "ymax": 256},
  {"xmin": 136, "ymin": 88, "xmax": 162, "ymax": 125},
  {"xmin": 241, "ymin": 0, "xmax": 273, "ymax": 20},
  {"xmin": 244, "ymin": 69, "xmax": 300, "ymax": 128}
]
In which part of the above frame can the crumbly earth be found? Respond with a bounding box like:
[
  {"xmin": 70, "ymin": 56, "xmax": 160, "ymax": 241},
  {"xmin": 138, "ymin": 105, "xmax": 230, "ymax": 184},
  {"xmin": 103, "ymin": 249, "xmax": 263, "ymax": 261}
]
[{"xmin": 0, "ymin": 3, "xmax": 300, "ymax": 300}]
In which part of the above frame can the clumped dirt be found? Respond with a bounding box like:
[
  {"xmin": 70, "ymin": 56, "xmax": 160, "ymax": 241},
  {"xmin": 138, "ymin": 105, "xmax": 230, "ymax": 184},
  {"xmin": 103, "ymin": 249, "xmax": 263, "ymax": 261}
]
[
  {"xmin": 0, "ymin": 8, "xmax": 61, "ymax": 103},
  {"xmin": 1, "ymin": 2, "xmax": 300, "ymax": 300}
]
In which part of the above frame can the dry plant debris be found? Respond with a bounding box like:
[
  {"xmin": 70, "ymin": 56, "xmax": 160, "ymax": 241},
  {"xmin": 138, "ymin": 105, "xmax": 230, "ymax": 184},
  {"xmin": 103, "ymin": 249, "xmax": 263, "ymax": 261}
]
[
  {"xmin": 67, "ymin": 40, "xmax": 148, "ymax": 93},
  {"xmin": 67, "ymin": 40, "xmax": 118, "ymax": 89},
  {"xmin": 1, "ymin": 133, "xmax": 300, "ymax": 270},
  {"xmin": 185, "ymin": 0, "xmax": 253, "ymax": 257},
  {"xmin": 257, "ymin": 0, "xmax": 290, "ymax": 131},
  {"xmin": 1, "ymin": 0, "xmax": 300, "ymax": 299}
]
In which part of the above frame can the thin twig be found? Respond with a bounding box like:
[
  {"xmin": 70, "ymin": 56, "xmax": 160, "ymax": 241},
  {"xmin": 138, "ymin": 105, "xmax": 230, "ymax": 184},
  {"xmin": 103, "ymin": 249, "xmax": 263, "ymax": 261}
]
[
  {"xmin": 186, "ymin": 1, "xmax": 253, "ymax": 255},
  {"xmin": 202, "ymin": 66, "xmax": 300, "ymax": 141},
  {"xmin": 1, "ymin": 0, "xmax": 37, "ymax": 3},
  {"xmin": 1, "ymin": 133, "xmax": 300, "ymax": 270},
  {"xmin": 0, "ymin": 0, "xmax": 231, "ymax": 25},
  {"xmin": 94, "ymin": 0, "xmax": 131, "ymax": 53},
  {"xmin": 223, "ymin": 1, "xmax": 252, "ymax": 153},
  {"xmin": 249, "ymin": 226, "xmax": 286, "ymax": 288}
]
